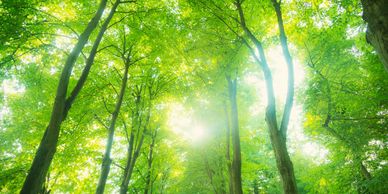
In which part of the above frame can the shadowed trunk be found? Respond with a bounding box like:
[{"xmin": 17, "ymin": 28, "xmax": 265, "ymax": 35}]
[
  {"xmin": 20, "ymin": 1, "xmax": 108, "ymax": 193},
  {"xmin": 361, "ymin": 0, "xmax": 388, "ymax": 72},
  {"xmin": 120, "ymin": 96, "xmax": 151, "ymax": 194},
  {"xmin": 96, "ymin": 59, "xmax": 130, "ymax": 194},
  {"xmin": 144, "ymin": 130, "xmax": 157, "ymax": 194},
  {"xmin": 227, "ymin": 76, "xmax": 243, "ymax": 194},
  {"xmin": 120, "ymin": 125, "xmax": 147, "ymax": 194},
  {"xmin": 224, "ymin": 104, "xmax": 234, "ymax": 194}
]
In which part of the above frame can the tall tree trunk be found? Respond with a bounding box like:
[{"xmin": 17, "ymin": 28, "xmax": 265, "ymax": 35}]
[
  {"xmin": 120, "ymin": 132, "xmax": 135, "ymax": 194},
  {"xmin": 361, "ymin": 0, "xmax": 388, "ymax": 72},
  {"xmin": 235, "ymin": 1, "xmax": 298, "ymax": 193},
  {"xmin": 20, "ymin": 1, "xmax": 108, "ymax": 193},
  {"xmin": 227, "ymin": 77, "xmax": 243, "ymax": 194},
  {"xmin": 144, "ymin": 130, "xmax": 157, "ymax": 194},
  {"xmin": 95, "ymin": 61, "xmax": 130, "ymax": 194},
  {"xmin": 120, "ymin": 101, "xmax": 150, "ymax": 194},
  {"xmin": 272, "ymin": 0, "xmax": 294, "ymax": 141},
  {"xmin": 120, "ymin": 128, "xmax": 146, "ymax": 194},
  {"xmin": 271, "ymin": 1, "xmax": 298, "ymax": 192},
  {"xmin": 224, "ymin": 104, "xmax": 234, "ymax": 194}
]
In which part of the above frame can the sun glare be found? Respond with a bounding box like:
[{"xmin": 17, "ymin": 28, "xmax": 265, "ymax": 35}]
[
  {"xmin": 167, "ymin": 103, "xmax": 208, "ymax": 143},
  {"xmin": 2, "ymin": 79, "xmax": 25, "ymax": 96}
]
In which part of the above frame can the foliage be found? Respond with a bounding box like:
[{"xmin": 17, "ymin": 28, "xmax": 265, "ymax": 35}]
[{"xmin": 0, "ymin": 0, "xmax": 387, "ymax": 193}]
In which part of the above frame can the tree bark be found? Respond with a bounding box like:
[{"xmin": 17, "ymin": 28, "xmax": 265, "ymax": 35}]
[
  {"xmin": 144, "ymin": 130, "xmax": 157, "ymax": 194},
  {"xmin": 361, "ymin": 0, "xmax": 388, "ymax": 72},
  {"xmin": 227, "ymin": 77, "xmax": 243, "ymax": 194},
  {"xmin": 120, "ymin": 99, "xmax": 151, "ymax": 194},
  {"xmin": 272, "ymin": 0, "xmax": 294, "ymax": 141},
  {"xmin": 223, "ymin": 104, "xmax": 234, "ymax": 194},
  {"xmin": 20, "ymin": 1, "xmax": 108, "ymax": 193},
  {"xmin": 235, "ymin": 1, "xmax": 298, "ymax": 193},
  {"xmin": 95, "ymin": 61, "xmax": 130, "ymax": 194},
  {"xmin": 120, "ymin": 126, "xmax": 147, "ymax": 194}
]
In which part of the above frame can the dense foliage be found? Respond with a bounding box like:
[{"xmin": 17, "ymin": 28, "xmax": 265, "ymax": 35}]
[{"xmin": 0, "ymin": 0, "xmax": 387, "ymax": 193}]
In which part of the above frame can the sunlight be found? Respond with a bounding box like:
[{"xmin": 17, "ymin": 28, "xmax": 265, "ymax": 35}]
[
  {"xmin": 167, "ymin": 103, "xmax": 208, "ymax": 143},
  {"xmin": 244, "ymin": 45, "xmax": 329, "ymax": 161},
  {"xmin": 266, "ymin": 45, "xmax": 305, "ymax": 104},
  {"xmin": 244, "ymin": 45, "xmax": 305, "ymax": 108},
  {"xmin": 1, "ymin": 79, "xmax": 25, "ymax": 96},
  {"xmin": 191, "ymin": 125, "xmax": 206, "ymax": 141}
]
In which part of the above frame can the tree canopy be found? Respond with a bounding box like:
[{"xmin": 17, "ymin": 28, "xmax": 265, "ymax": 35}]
[{"xmin": 0, "ymin": 0, "xmax": 387, "ymax": 193}]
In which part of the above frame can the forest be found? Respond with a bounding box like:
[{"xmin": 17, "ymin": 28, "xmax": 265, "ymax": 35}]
[{"xmin": 0, "ymin": 0, "xmax": 387, "ymax": 193}]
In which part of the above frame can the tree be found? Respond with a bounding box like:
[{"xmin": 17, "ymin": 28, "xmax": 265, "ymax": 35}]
[
  {"xmin": 21, "ymin": 1, "xmax": 109, "ymax": 192},
  {"xmin": 0, "ymin": 0, "xmax": 387, "ymax": 193},
  {"xmin": 361, "ymin": 0, "xmax": 388, "ymax": 72},
  {"xmin": 234, "ymin": 0, "xmax": 298, "ymax": 192},
  {"xmin": 95, "ymin": 34, "xmax": 131, "ymax": 193}
]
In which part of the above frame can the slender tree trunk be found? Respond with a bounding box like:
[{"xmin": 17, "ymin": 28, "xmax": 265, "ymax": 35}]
[
  {"xmin": 224, "ymin": 104, "xmax": 234, "ymax": 194},
  {"xmin": 271, "ymin": 1, "xmax": 298, "ymax": 193},
  {"xmin": 235, "ymin": 1, "xmax": 298, "ymax": 193},
  {"xmin": 272, "ymin": 0, "xmax": 294, "ymax": 141},
  {"xmin": 63, "ymin": 0, "xmax": 121, "ymax": 117},
  {"xmin": 120, "ymin": 130, "xmax": 146, "ymax": 194},
  {"xmin": 96, "ymin": 61, "xmax": 130, "ymax": 194},
  {"xmin": 120, "ymin": 103, "xmax": 150, "ymax": 194},
  {"xmin": 227, "ymin": 77, "xmax": 243, "ymax": 194},
  {"xmin": 120, "ymin": 132, "xmax": 135, "ymax": 193},
  {"xmin": 120, "ymin": 96, "xmax": 140, "ymax": 194},
  {"xmin": 20, "ymin": 1, "xmax": 108, "ymax": 193},
  {"xmin": 144, "ymin": 130, "xmax": 157, "ymax": 194},
  {"xmin": 361, "ymin": 0, "xmax": 388, "ymax": 72}
]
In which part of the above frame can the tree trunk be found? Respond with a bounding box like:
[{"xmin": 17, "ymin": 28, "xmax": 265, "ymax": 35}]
[
  {"xmin": 235, "ymin": 1, "xmax": 298, "ymax": 193},
  {"xmin": 271, "ymin": 1, "xmax": 299, "ymax": 192},
  {"xmin": 272, "ymin": 0, "xmax": 295, "ymax": 141},
  {"xmin": 95, "ymin": 61, "xmax": 130, "ymax": 194},
  {"xmin": 120, "ymin": 129, "xmax": 146, "ymax": 194},
  {"xmin": 361, "ymin": 0, "xmax": 388, "ymax": 72},
  {"xmin": 227, "ymin": 77, "xmax": 243, "ymax": 194},
  {"xmin": 120, "ymin": 132, "xmax": 135, "ymax": 194},
  {"xmin": 223, "ymin": 104, "xmax": 234, "ymax": 194},
  {"xmin": 266, "ymin": 110, "xmax": 298, "ymax": 194},
  {"xmin": 144, "ymin": 130, "xmax": 157, "ymax": 194},
  {"xmin": 20, "ymin": 1, "xmax": 108, "ymax": 193},
  {"xmin": 120, "ymin": 102, "xmax": 150, "ymax": 194}
]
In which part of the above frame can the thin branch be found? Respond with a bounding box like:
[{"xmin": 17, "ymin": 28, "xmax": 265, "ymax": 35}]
[
  {"xmin": 112, "ymin": 160, "xmax": 125, "ymax": 170},
  {"xmin": 94, "ymin": 114, "xmax": 109, "ymax": 130}
]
